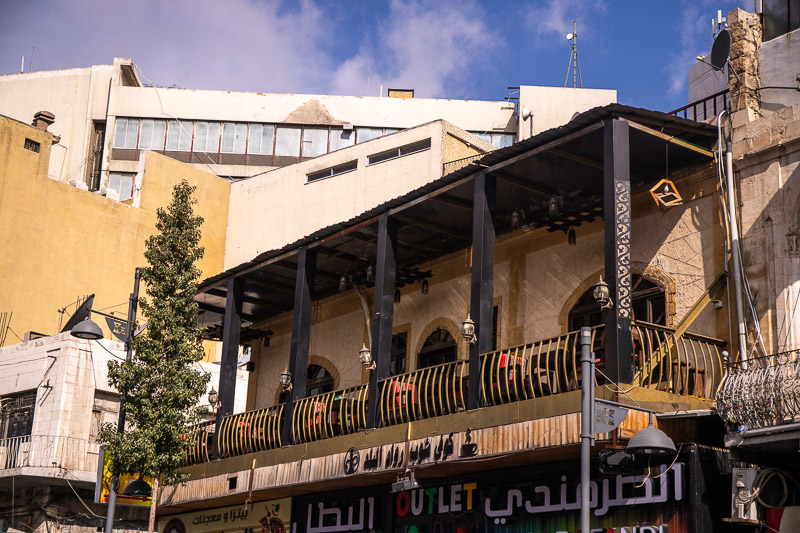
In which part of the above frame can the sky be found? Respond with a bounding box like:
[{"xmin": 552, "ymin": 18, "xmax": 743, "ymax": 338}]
[{"xmin": 0, "ymin": 0, "xmax": 750, "ymax": 113}]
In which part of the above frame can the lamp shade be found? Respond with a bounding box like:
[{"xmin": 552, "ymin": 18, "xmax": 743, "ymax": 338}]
[
  {"xmin": 626, "ymin": 423, "xmax": 676, "ymax": 456},
  {"xmin": 70, "ymin": 319, "xmax": 104, "ymax": 340}
]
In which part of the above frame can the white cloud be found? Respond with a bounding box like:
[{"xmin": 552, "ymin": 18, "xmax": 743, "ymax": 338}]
[
  {"xmin": 331, "ymin": 0, "xmax": 503, "ymax": 98},
  {"xmin": 523, "ymin": 0, "xmax": 608, "ymax": 47}
]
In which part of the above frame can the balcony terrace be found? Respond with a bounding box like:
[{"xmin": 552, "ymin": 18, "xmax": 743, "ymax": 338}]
[{"xmin": 166, "ymin": 104, "xmax": 729, "ymax": 512}]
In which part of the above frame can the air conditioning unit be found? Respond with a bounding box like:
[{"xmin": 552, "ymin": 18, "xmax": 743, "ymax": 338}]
[{"xmin": 729, "ymin": 467, "xmax": 759, "ymax": 524}]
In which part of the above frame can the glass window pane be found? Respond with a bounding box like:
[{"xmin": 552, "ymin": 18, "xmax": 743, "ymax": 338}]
[
  {"xmin": 233, "ymin": 123, "xmax": 247, "ymax": 154},
  {"xmin": 119, "ymin": 174, "xmax": 133, "ymax": 201},
  {"xmin": 384, "ymin": 128, "xmax": 399, "ymax": 135},
  {"xmin": 113, "ymin": 119, "xmax": 127, "ymax": 148},
  {"xmin": 248, "ymin": 124, "xmax": 262, "ymax": 154},
  {"xmin": 139, "ymin": 120, "xmax": 153, "ymax": 149},
  {"xmin": 125, "ymin": 119, "xmax": 139, "ymax": 149},
  {"xmin": 471, "ymin": 132, "xmax": 492, "ymax": 144},
  {"xmin": 492, "ymin": 133, "xmax": 514, "ymax": 149},
  {"xmin": 260, "ymin": 125, "xmax": 274, "ymax": 155},
  {"xmin": 357, "ymin": 127, "xmax": 382, "ymax": 143},
  {"xmin": 275, "ymin": 126, "xmax": 301, "ymax": 157},
  {"xmin": 195, "ymin": 122, "xmax": 208, "ymax": 152},
  {"xmin": 152, "ymin": 120, "xmax": 166, "ymax": 150},
  {"xmin": 206, "ymin": 123, "xmax": 220, "ymax": 153},
  {"xmin": 222, "ymin": 122, "xmax": 235, "ymax": 153},
  {"xmin": 108, "ymin": 172, "xmax": 120, "ymax": 192},
  {"xmin": 330, "ymin": 129, "xmax": 354, "ymax": 151},
  {"xmin": 178, "ymin": 122, "xmax": 192, "ymax": 151},
  {"xmin": 302, "ymin": 127, "xmax": 328, "ymax": 158},
  {"xmin": 166, "ymin": 120, "xmax": 180, "ymax": 151}
]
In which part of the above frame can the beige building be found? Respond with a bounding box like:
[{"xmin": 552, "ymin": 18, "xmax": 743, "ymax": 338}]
[{"xmin": 0, "ymin": 58, "xmax": 615, "ymax": 199}]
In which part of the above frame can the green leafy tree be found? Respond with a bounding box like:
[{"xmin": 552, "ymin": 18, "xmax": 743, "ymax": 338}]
[{"xmin": 101, "ymin": 180, "xmax": 210, "ymax": 532}]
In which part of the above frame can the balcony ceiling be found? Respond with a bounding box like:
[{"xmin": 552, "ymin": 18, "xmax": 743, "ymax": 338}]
[{"xmin": 197, "ymin": 104, "xmax": 717, "ymax": 340}]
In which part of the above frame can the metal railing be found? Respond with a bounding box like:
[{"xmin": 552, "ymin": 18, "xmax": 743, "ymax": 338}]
[
  {"xmin": 481, "ymin": 328, "xmax": 602, "ymax": 406},
  {"xmin": 380, "ymin": 360, "xmax": 468, "ymax": 426},
  {"xmin": 0, "ymin": 435, "xmax": 99, "ymax": 471},
  {"xmin": 183, "ymin": 420, "xmax": 215, "ymax": 466},
  {"xmin": 667, "ymin": 89, "xmax": 730, "ymax": 122},
  {"xmin": 215, "ymin": 404, "xmax": 284, "ymax": 458},
  {"xmin": 292, "ymin": 384, "xmax": 368, "ymax": 444},
  {"xmin": 188, "ymin": 322, "xmax": 726, "ymax": 462},
  {"xmin": 716, "ymin": 350, "xmax": 800, "ymax": 429},
  {"xmin": 633, "ymin": 322, "xmax": 726, "ymax": 399}
]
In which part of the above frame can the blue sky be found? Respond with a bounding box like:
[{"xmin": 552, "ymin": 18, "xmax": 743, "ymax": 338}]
[{"xmin": 0, "ymin": 0, "xmax": 749, "ymax": 112}]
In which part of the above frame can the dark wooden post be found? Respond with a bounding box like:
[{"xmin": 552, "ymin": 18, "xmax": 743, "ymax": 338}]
[
  {"xmin": 468, "ymin": 171, "xmax": 496, "ymax": 410},
  {"xmin": 214, "ymin": 276, "xmax": 243, "ymax": 457},
  {"xmin": 367, "ymin": 215, "xmax": 398, "ymax": 428},
  {"xmin": 282, "ymin": 247, "xmax": 316, "ymax": 445},
  {"xmin": 603, "ymin": 119, "xmax": 634, "ymax": 384}
]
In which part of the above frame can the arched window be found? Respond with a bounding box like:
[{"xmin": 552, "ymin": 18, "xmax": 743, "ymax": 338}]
[
  {"xmin": 305, "ymin": 364, "xmax": 335, "ymax": 397},
  {"xmin": 417, "ymin": 327, "xmax": 457, "ymax": 368},
  {"xmin": 568, "ymin": 275, "xmax": 666, "ymax": 330}
]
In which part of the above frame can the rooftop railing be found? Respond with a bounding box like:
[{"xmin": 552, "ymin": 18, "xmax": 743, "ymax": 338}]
[
  {"xmin": 182, "ymin": 321, "xmax": 726, "ymax": 464},
  {"xmin": 667, "ymin": 89, "xmax": 730, "ymax": 122}
]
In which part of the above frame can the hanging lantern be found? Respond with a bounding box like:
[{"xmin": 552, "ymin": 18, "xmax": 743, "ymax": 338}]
[
  {"xmin": 421, "ymin": 279, "xmax": 429, "ymax": 294},
  {"xmin": 568, "ymin": 227, "xmax": 576, "ymax": 246}
]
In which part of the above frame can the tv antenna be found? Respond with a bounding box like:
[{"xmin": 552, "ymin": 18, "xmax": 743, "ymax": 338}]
[{"xmin": 564, "ymin": 21, "xmax": 583, "ymax": 88}]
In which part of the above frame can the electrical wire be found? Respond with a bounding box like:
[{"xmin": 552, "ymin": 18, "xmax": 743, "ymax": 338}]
[{"xmin": 89, "ymin": 338, "xmax": 126, "ymax": 361}]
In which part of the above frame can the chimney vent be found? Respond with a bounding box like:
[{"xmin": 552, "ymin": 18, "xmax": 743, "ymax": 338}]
[{"xmin": 32, "ymin": 111, "xmax": 55, "ymax": 131}]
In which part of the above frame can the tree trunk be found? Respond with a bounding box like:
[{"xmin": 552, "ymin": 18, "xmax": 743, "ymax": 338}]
[{"xmin": 148, "ymin": 476, "xmax": 160, "ymax": 533}]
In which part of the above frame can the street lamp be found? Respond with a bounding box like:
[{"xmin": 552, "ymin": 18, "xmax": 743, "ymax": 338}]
[
  {"xmin": 461, "ymin": 314, "xmax": 477, "ymax": 344},
  {"xmin": 69, "ymin": 268, "xmax": 141, "ymax": 533},
  {"xmin": 578, "ymin": 326, "xmax": 676, "ymax": 533},
  {"xmin": 280, "ymin": 370, "xmax": 293, "ymax": 391},
  {"xmin": 359, "ymin": 344, "xmax": 376, "ymax": 371}
]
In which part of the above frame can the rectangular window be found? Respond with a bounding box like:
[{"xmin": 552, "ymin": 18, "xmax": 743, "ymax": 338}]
[
  {"xmin": 491, "ymin": 133, "xmax": 515, "ymax": 149},
  {"xmin": 108, "ymin": 172, "xmax": 135, "ymax": 201},
  {"xmin": 248, "ymin": 124, "xmax": 275, "ymax": 155},
  {"xmin": 330, "ymin": 129, "xmax": 355, "ymax": 152},
  {"xmin": 302, "ymin": 127, "xmax": 329, "ymax": 158},
  {"xmin": 221, "ymin": 122, "xmax": 247, "ymax": 154},
  {"xmin": 139, "ymin": 119, "xmax": 166, "ymax": 150},
  {"xmin": 368, "ymin": 138, "xmax": 431, "ymax": 165},
  {"xmin": 204, "ymin": 122, "xmax": 221, "ymax": 154},
  {"xmin": 166, "ymin": 120, "xmax": 192, "ymax": 151},
  {"xmin": 307, "ymin": 160, "xmax": 357, "ymax": 183},
  {"xmin": 357, "ymin": 127, "xmax": 383, "ymax": 143},
  {"xmin": 24, "ymin": 138, "xmax": 40, "ymax": 153},
  {"xmin": 0, "ymin": 390, "xmax": 36, "ymax": 439},
  {"xmin": 275, "ymin": 126, "xmax": 301, "ymax": 157},
  {"xmin": 113, "ymin": 118, "xmax": 138, "ymax": 149}
]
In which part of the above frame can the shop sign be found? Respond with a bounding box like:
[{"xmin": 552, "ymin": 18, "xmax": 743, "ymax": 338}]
[
  {"xmin": 158, "ymin": 497, "xmax": 291, "ymax": 533},
  {"xmin": 393, "ymin": 464, "xmax": 684, "ymax": 532},
  {"xmin": 305, "ymin": 497, "xmax": 376, "ymax": 533}
]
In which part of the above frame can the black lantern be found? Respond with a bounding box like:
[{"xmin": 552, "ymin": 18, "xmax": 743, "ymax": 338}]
[
  {"xmin": 461, "ymin": 314, "xmax": 477, "ymax": 344},
  {"xmin": 280, "ymin": 370, "xmax": 293, "ymax": 391},
  {"xmin": 592, "ymin": 276, "xmax": 613, "ymax": 310}
]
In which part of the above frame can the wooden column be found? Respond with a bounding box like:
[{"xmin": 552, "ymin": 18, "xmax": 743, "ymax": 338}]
[
  {"xmin": 282, "ymin": 248, "xmax": 316, "ymax": 445},
  {"xmin": 468, "ymin": 172, "xmax": 496, "ymax": 410},
  {"xmin": 367, "ymin": 215, "xmax": 398, "ymax": 428},
  {"xmin": 603, "ymin": 119, "xmax": 634, "ymax": 384}
]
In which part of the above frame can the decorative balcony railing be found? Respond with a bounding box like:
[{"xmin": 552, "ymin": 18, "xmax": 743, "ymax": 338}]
[
  {"xmin": 716, "ymin": 350, "xmax": 800, "ymax": 429},
  {"xmin": 292, "ymin": 384, "xmax": 367, "ymax": 444},
  {"xmin": 183, "ymin": 420, "xmax": 216, "ymax": 466},
  {"xmin": 0, "ymin": 435, "xmax": 99, "ymax": 472},
  {"xmin": 183, "ymin": 322, "xmax": 726, "ymax": 463}
]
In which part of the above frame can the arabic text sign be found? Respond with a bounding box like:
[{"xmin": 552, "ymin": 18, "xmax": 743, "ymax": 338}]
[
  {"xmin": 158, "ymin": 497, "xmax": 291, "ymax": 533},
  {"xmin": 594, "ymin": 404, "xmax": 629, "ymax": 434},
  {"xmin": 305, "ymin": 497, "xmax": 375, "ymax": 533}
]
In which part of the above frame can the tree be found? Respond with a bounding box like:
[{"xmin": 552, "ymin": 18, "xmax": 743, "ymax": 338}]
[{"xmin": 101, "ymin": 180, "xmax": 210, "ymax": 533}]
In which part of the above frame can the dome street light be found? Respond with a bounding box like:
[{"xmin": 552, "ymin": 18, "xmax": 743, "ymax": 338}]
[{"xmin": 70, "ymin": 318, "xmax": 104, "ymax": 340}]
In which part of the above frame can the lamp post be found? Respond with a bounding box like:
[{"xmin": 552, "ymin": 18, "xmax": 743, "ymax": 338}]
[
  {"xmin": 578, "ymin": 326, "xmax": 676, "ymax": 533},
  {"xmin": 70, "ymin": 268, "xmax": 141, "ymax": 533}
]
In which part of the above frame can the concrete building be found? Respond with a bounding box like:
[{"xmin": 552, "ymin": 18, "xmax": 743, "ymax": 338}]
[{"xmin": 0, "ymin": 59, "xmax": 615, "ymax": 199}]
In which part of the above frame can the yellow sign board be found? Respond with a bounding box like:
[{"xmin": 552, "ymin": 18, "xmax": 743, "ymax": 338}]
[
  {"xmin": 158, "ymin": 498, "xmax": 292, "ymax": 533},
  {"xmin": 95, "ymin": 446, "xmax": 153, "ymax": 507}
]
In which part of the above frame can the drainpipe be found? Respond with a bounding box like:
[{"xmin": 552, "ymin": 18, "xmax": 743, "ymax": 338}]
[{"xmin": 726, "ymin": 141, "xmax": 748, "ymax": 368}]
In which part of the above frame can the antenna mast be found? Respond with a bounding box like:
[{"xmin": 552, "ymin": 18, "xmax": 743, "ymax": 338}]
[{"xmin": 564, "ymin": 21, "xmax": 583, "ymax": 88}]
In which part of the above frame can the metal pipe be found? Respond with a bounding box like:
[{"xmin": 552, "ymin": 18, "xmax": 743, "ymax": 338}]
[
  {"xmin": 105, "ymin": 268, "xmax": 141, "ymax": 533},
  {"xmin": 579, "ymin": 326, "xmax": 593, "ymax": 533},
  {"xmin": 726, "ymin": 141, "xmax": 748, "ymax": 367}
]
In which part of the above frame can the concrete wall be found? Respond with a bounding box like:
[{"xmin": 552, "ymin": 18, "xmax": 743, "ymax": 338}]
[
  {"xmin": 759, "ymin": 26, "xmax": 800, "ymax": 114},
  {"xmin": 734, "ymin": 101, "xmax": 800, "ymax": 353},
  {"xmin": 517, "ymin": 86, "xmax": 617, "ymax": 139},
  {"xmin": 0, "ymin": 114, "xmax": 230, "ymax": 343},
  {"xmin": 248, "ymin": 163, "xmax": 725, "ymax": 409},
  {"xmin": 224, "ymin": 121, "xmax": 493, "ymax": 267},
  {"xmin": 0, "ymin": 59, "xmax": 136, "ymax": 184}
]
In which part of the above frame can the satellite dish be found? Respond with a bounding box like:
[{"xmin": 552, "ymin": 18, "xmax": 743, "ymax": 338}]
[{"xmin": 709, "ymin": 29, "xmax": 731, "ymax": 71}]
